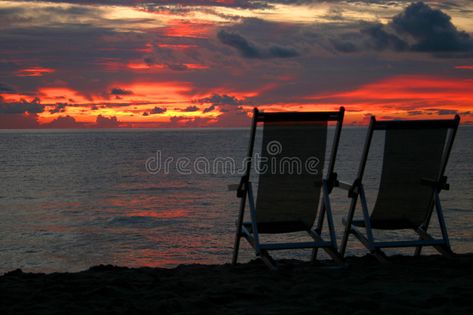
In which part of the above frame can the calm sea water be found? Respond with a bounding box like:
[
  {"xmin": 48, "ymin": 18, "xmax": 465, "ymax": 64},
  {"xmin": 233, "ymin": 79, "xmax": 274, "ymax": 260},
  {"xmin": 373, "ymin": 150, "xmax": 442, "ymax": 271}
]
[{"xmin": 0, "ymin": 127, "xmax": 472, "ymax": 273}]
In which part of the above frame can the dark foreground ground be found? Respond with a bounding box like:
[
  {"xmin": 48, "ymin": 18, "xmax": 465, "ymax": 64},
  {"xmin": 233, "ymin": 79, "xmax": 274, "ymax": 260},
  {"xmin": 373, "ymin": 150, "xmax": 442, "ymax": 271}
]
[{"xmin": 1, "ymin": 254, "xmax": 473, "ymax": 314}]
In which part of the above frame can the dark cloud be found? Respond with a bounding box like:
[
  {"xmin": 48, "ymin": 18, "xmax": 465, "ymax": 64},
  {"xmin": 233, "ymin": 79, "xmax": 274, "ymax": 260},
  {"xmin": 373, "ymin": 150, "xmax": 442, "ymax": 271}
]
[
  {"xmin": 331, "ymin": 38, "xmax": 358, "ymax": 53},
  {"xmin": 0, "ymin": 97, "xmax": 44, "ymax": 114},
  {"xmin": 164, "ymin": 104, "xmax": 249, "ymax": 128},
  {"xmin": 165, "ymin": 115, "xmax": 213, "ymax": 128},
  {"xmin": 167, "ymin": 63, "xmax": 189, "ymax": 71},
  {"xmin": 203, "ymin": 104, "xmax": 216, "ymax": 113},
  {"xmin": 49, "ymin": 103, "xmax": 67, "ymax": 114},
  {"xmin": 110, "ymin": 88, "xmax": 133, "ymax": 95},
  {"xmin": 13, "ymin": 0, "xmax": 270, "ymax": 10},
  {"xmin": 198, "ymin": 94, "xmax": 246, "ymax": 113},
  {"xmin": 0, "ymin": 83, "xmax": 15, "ymax": 92},
  {"xmin": 331, "ymin": 2, "xmax": 473, "ymax": 56},
  {"xmin": 198, "ymin": 94, "xmax": 244, "ymax": 106},
  {"xmin": 435, "ymin": 109, "xmax": 458, "ymax": 115},
  {"xmin": 95, "ymin": 115, "xmax": 120, "ymax": 128},
  {"xmin": 217, "ymin": 30, "xmax": 299, "ymax": 59},
  {"xmin": 271, "ymin": 0, "xmax": 473, "ymax": 9},
  {"xmin": 392, "ymin": 2, "xmax": 473, "ymax": 53},
  {"xmin": 44, "ymin": 115, "xmax": 84, "ymax": 128},
  {"xmin": 150, "ymin": 106, "xmax": 167, "ymax": 114},
  {"xmin": 212, "ymin": 106, "xmax": 250, "ymax": 127},
  {"xmin": 268, "ymin": 46, "xmax": 300, "ymax": 58},
  {"xmin": 217, "ymin": 30, "xmax": 261, "ymax": 58},
  {"xmin": 183, "ymin": 105, "xmax": 199, "ymax": 112},
  {"xmin": 0, "ymin": 113, "xmax": 39, "ymax": 129},
  {"xmin": 0, "ymin": 3, "xmax": 103, "ymax": 30},
  {"xmin": 360, "ymin": 24, "xmax": 408, "ymax": 51},
  {"xmin": 0, "ymin": 14, "xmax": 150, "ymax": 97}
]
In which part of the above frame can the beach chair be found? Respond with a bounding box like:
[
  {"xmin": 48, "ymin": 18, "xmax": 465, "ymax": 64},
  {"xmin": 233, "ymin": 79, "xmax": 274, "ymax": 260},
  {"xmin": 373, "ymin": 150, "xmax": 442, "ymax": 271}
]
[
  {"xmin": 338, "ymin": 115, "xmax": 460, "ymax": 261},
  {"xmin": 232, "ymin": 107, "xmax": 345, "ymax": 269}
]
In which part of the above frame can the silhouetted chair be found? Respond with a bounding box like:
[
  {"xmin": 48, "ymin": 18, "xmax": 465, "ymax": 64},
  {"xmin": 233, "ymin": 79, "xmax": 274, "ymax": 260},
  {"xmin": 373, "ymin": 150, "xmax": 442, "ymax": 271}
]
[
  {"xmin": 232, "ymin": 107, "xmax": 345, "ymax": 269},
  {"xmin": 338, "ymin": 115, "xmax": 460, "ymax": 261}
]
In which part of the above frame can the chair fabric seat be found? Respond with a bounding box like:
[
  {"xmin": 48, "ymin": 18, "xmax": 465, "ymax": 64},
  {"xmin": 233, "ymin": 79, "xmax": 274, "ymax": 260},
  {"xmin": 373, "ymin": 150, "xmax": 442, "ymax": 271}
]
[
  {"xmin": 352, "ymin": 219, "xmax": 417, "ymax": 230},
  {"xmin": 255, "ymin": 122, "xmax": 326, "ymax": 230},
  {"xmin": 243, "ymin": 221, "xmax": 309, "ymax": 234},
  {"xmin": 370, "ymin": 128, "xmax": 446, "ymax": 228}
]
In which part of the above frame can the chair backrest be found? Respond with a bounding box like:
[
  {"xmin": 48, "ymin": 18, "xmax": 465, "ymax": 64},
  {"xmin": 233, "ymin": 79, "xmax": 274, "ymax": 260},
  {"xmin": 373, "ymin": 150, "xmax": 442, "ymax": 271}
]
[
  {"xmin": 359, "ymin": 117, "xmax": 460, "ymax": 229},
  {"xmin": 244, "ymin": 108, "xmax": 344, "ymax": 233}
]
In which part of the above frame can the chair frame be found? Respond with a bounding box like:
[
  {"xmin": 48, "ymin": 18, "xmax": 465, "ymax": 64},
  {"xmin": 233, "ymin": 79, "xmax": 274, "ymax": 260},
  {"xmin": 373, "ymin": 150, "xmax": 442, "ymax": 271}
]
[
  {"xmin": 232, "ymin": 107, "xmax": 345, "ymax": 269},
  {"xmin": 338, "ymin": 115, "xmax": 460, "ymax": 262}
]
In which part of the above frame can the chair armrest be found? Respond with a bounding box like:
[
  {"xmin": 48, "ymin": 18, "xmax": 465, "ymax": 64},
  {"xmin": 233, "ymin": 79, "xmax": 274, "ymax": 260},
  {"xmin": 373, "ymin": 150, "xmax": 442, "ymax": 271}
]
[
  {"xmin": 421, "ymin": 176, "xmax": 450, "ymax": 191},
  {"xmin": 236, "ymin": 175, "xmax": 249, "ymax": 198},
  {"xmin": 336, "ymin": 178, "xmax": 361, "ymax": 197},
  {"xmin": 336, "ymin": 180, "xmax": 353, "ymax": 191}
]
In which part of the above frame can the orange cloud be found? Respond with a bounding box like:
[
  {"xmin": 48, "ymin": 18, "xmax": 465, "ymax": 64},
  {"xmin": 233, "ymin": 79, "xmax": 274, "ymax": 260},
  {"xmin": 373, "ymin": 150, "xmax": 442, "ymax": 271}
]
[
  {"xmin": 127, "ymin": 62, "xmax": 208, "ymax": 71},
  {"xmin": 135, "ymin": 42, "xmax": 153, "ymax": 53},
  {"xmin": 38, "ymin": 87, "xmax": 90, "ymax": 103},
  {"xmin": 185, "ymin": 64, "xmax": 209, "ymax": 70},
  {"xmin": 0, "ymin": 93, "xmax": 37, "ymax": 103},
  {"xmin": 16, "ymin": 67, "xmax": 55, "ymax": 77},
  {"xmin": 303, "ymin": 75, "xmax": 473, "ymax": 122},
  {"xmin": 327, "ymin": 76, "xmax": 473, "ymax": 104},
  {"xmin": 455, "ymin": 65, "xmax": 473, "ymax": 70},
  {"xmin": 157, "ymin": 44, "xmax": 198, "ymax": 49},
  {"xmin": 127, "ymin": 62, "xmax": 165, "ymax": 70},
  {"xmin": 162, "ymin": 20, "xmax": 214, "ymax": 38}
]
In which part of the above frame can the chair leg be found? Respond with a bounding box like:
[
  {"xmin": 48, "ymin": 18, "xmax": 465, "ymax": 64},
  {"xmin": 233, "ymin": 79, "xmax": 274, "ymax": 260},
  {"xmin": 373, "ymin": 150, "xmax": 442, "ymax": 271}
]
[
  {"xmin": 416, "ymin": 228, "xmax": 454, "ymax": 258},
  {"xmin": 311, "ymin": 203, "xmax": 326, "ymax": 261},
  {"xmin": 232, "ymin": 228, "xmax": 241, "ymax": 265},
  {"xmin": 340, "ymin": 196, "xmax": 358, "ymax": 257},
  {"xmin": 359, "ymin": 186, "xmax": 375, "ymax": 245},
  {"xmin": 415, "ymin": 211, "xmax": 433, "ymax": 256},
  {"xmin": 311, "ymin": 245, "xmax": 319, "ymax": 262},
  {"xmin": 232, "ymin": 194, "xmax": 247, "ymax": 265},
  {"xmin": 259, "ymin": 249, "xmax": 278, "ymax": 270},
  {"xmin": 312, "ymin": 181, "xmax": 343, "ymax": 264},
  {"xmin": 349, "ymin": 224, "xmax": 389, "ymax": 263},
  {"xmin": 370, "ymin": 248, "xmax": 390, "ymax": 263},
  {"xmin": 324, "ymin": 204, "xmax": 343, "ymax": 264},
  {"xmin": 414, "ymin": 245, "xmax": 422, "ymax": 257},
  {"xmin": 434, "ymin": 191, "xmax": 452, "ymax": 253},
  {"xmin": 416, "ymin": 191, "xmax": 454, "ymax": 258},
  {"xmin": 308, "ymin": 230, "xmax": 344, "ymax": 265},
  {"xmin": 323, "ymin": 248, "xmax": 345, "ymax": 265}
]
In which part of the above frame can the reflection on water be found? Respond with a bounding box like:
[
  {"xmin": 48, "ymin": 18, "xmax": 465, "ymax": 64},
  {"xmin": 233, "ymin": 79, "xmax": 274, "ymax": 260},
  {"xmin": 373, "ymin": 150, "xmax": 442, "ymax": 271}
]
[{"xmin": 0, "ymin": 127, "xmax": 472, "ymax": 272}]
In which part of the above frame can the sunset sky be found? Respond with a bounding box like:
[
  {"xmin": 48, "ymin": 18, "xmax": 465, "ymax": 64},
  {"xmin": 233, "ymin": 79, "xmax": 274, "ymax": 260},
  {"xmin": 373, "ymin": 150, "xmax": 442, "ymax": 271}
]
[{"xmin": 1, "ymin": 0, "xmax": 472, "ymax": 128}]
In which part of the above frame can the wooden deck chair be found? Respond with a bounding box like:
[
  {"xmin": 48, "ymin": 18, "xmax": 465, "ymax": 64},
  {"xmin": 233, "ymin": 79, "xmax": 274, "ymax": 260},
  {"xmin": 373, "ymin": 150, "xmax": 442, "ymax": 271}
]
[
  {"xmin": 338, "ymin": 115, "xmax": 460, "ymax": 262},
  {"xmin": 232, "ymin": 107, "xmax": 345, "ymax": 269}
]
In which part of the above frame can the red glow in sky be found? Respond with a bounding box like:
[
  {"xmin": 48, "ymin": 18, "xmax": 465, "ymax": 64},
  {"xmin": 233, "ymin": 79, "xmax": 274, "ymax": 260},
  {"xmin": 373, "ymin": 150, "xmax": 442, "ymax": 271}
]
[{"xmin": 1, "ymin": 1, "xmax": 473, "ymax": 128}]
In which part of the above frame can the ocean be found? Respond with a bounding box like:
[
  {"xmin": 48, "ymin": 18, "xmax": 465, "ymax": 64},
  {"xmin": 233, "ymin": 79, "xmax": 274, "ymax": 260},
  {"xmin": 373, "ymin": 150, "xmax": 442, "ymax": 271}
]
[{"xmin": 0, "ymin": 126, "xmax": 472, "ymax": 273}]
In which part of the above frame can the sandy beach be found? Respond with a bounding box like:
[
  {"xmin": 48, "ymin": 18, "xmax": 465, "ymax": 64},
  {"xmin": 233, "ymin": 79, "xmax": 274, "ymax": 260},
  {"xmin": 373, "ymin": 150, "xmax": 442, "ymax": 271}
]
[{"xmin": 1, "ymin": 254, "xmax": 472, "ymax": 314}]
